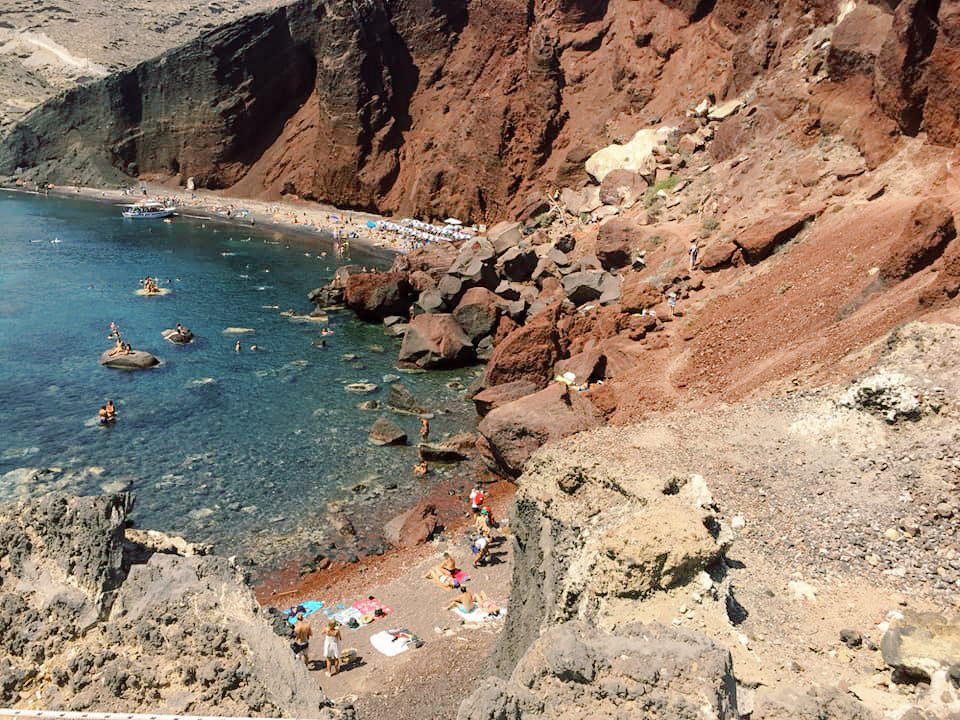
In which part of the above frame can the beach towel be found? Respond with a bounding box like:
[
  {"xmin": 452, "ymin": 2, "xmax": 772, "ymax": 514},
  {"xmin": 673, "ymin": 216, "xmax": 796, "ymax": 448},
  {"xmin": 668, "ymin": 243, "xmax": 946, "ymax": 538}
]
[
  {"xmin": 452, "ymin": 570, "xmax": 470, "ymax": 586},
  {"xmin": 332, "ymin": 606, "xmax": 364, "ymax": 627},
  {"xmin": 452, "ymin": 605, "xmax": 506, "ymax": 624},
  {"xmin": 286, "ymin": 600, "xmax": 325, "ymax": 624},
  {"xmin": 352, "ymin": 597, "xmax": 392, "ymax": 622},
  {"xmin": 370, "ymin": 630, "xmax": 411, "ymax": 657}
]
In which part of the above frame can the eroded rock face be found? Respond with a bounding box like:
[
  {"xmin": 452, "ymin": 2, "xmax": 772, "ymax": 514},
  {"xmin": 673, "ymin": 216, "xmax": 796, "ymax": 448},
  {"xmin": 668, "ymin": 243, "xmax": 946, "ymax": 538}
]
[
  {"xmin": 344, "ymin": 272, "xmax": 415, "ymax": 321},
  {"xmin": 398, "ymin": 312, "xmax": 474, "ymax": 368},
  {"xmin": 458, "ymin": 622, "xmax": 738, "ymax": 720},
  {"xmin": 487, "ymin": 432, "xmax": 730, "ymax": 675},
  {"xmin": 0, "ymin": 493, "xmax": 343, "ymax": 716}
]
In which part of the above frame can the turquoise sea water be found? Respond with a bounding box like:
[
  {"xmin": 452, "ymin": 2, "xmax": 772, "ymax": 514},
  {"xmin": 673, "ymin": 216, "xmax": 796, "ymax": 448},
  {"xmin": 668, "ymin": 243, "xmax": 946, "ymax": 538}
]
[{"xmin": 0, "ymin": 190, "xmax": 477, "ymax": 560}]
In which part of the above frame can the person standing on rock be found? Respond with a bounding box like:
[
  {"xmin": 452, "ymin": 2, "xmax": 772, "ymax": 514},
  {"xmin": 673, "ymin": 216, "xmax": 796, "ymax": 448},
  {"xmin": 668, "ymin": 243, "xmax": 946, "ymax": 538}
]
[
  {"xmin": 689, "ymin": 240, "xmax": 699, "ymax": 270},
  {"xmin": 419, "ymin": 416, "xmax": 430, "ymax": 442},
  {"xmin": 291, "ymin": 612, "xmax": 312, "ymax": 668}
]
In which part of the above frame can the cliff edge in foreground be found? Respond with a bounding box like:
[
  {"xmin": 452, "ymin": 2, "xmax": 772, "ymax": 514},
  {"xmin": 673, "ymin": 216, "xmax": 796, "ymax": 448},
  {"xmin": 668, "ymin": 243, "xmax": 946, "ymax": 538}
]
[{"xmin": 0, "ymin": 492, "xmax": 348, "ymax": 717}]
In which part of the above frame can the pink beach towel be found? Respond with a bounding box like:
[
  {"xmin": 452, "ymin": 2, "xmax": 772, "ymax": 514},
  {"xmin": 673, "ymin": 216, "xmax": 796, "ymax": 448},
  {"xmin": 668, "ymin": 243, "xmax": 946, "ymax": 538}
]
[
  {"xmin": 352, "ymin": 597, "xmax": 393, "ymax": 620},
  {"xmin": 452, "ymin": 570, "xmax": 470, "ymax": 586}
]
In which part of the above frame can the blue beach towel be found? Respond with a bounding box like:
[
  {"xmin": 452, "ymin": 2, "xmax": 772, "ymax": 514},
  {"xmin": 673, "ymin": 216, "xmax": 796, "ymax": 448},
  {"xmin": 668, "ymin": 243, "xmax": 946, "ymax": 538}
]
[{"xmin": 286, "ymin": 600, "xmax": 325, "ymax": 624}]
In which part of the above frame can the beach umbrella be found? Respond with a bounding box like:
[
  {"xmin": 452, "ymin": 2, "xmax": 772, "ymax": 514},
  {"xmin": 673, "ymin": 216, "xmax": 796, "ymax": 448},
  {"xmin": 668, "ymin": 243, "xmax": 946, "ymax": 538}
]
[{"xmin": 444, "ymin": 218, "xmax": 463, "ymax": 226}]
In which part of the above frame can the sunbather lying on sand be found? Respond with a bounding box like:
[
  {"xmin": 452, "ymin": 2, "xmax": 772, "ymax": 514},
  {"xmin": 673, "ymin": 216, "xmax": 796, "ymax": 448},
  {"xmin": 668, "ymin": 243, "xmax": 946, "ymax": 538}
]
[{"xmin": 424, "ymin": 552, "xmax": 459, "ymax": 588}]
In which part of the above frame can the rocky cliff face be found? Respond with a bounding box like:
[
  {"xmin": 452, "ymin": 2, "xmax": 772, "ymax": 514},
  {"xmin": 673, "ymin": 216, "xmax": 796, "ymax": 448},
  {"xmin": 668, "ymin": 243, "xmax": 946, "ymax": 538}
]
[
  {"xmin": 0, "ymin": 492, "xmax": 348, "ymax": 717},
  {"xmin": 4, "ymin": 0, "xmax": 960, "ymax": 220},
  {"xmin": 458, "ymin": 321, "xmax": 960, "ymax": 719}
]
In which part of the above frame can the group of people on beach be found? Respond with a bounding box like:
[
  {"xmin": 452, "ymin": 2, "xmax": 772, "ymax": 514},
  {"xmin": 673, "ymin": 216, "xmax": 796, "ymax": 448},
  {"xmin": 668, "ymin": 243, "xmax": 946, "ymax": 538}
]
[{"xmin": 141, "ymin": 276, "xmax": 160, "ymax": 294}]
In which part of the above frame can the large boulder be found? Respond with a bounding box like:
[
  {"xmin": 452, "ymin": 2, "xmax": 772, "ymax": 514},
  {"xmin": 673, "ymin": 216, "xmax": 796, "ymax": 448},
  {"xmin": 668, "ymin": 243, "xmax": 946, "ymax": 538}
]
[
  {"xmin": 386, "ymin": 383, "xmax": 428, "ymax": 415},
  {"xmin": 595, "ymin": 218, "xmax": 635, "ymax": 270},
  {"xmin": 699, "ymin": 239, "xmax": 740, "ymax": 271},
  {"xmin": 874, "ymin": 0, "xmax": 940, "ymax": 135},
  {"xmin": 881, "ymin": 610, "xmax": 960, "ymax": 681},
  {"xmin": 368, "ymin": 416, "xmax": 408, "ymax": 446},
  {"xmin": 827, "ymin": 3, "xmax": 893, "ymax": 81},
  {"xmin": 597, "ymin": 335, "xmax": 647, "ymax": 379},
  {"xmin": 477, "ymin": 382, "xmax": 603, "ymax": 477},
  {"xmin": 598, "ymin": 168, "xmax": 647, "ymax": 207},
  {"xmin": 878, "ymin": 198, "xmax": 956, "ymax": 283},
  {"xmin": 437, "ymin": 273, "xmax": 465, "ymax": 308},
  {"xmin": 734, "ymin": 209, "xmax": 821, "ymax": 264},
  {"xmin": 472, "ymin": 379, "xmax": 540, "ymax": 417},
  {"xmin": 398, "ymin": 313, "xmax": 475, "ymax": 368},
  {"xmin": 99, "ymin": 350, "xmax": 160, "ymax": 369},
  {"xmin": 620, "ymin": 273, "xmax": 663, "ymax": 311},
  {"xmin": 496, "ymin": 245, "xmax": 538, "ymax": 282},
  {"xmin": 585, "ymin": 127, "xmax": 673, "ymax": 183},
  {"xmin": 453, "ymin": 287, "xmax": 503, "ymax": 344},
  {"xmin": 449, "ymin": 238, "xmax": 498, "ymax": 289},
  {"xmin": 415, "ymin": 287, "xmax": 446, "ymax": 314},
  {"xmin": 383, "ymin": 499, "xmax": 439, "ymax": 548},
  {"xmin": 487, "ymin": 221, "xmax": 523, "ymax": 256},
  {"xmin": 485, "ymin": 426, "xmax": 731, "ymax": 676},
  {"xmin": 458, "ymin": 622, "xmax": 738, "ymax": 720},
  {"xmin": 484, "ymin": 303, "xmax": 568, "ymax": 389},
  {"xmin": 562, "ymin": 269, "xmax": 610, "ymax": 305},
  {"xmin": 417, "ymin": 432, "xmax": 479, "ymax": 462},
  {"xmin": 344, "ymin": 271, "xmax": 415, "ymax": 321}
]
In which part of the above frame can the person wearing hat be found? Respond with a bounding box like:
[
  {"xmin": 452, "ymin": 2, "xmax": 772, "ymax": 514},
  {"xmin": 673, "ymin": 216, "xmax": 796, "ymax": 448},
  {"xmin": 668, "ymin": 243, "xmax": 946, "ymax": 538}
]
[{"xmin": 323, "ymin": 620, "xmax": 342, "ymax": 676}]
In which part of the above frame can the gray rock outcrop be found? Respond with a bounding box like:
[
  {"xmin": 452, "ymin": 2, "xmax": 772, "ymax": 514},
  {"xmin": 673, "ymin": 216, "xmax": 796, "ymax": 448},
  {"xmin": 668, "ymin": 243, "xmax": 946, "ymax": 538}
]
[
  {"xmin": 0, "ymin": 493, "xmax": 345, "ymax": 716},
  {"xmin": 99, "ymin": 349, "xmax": 159, "ymax": 369},
  {"xmin": 458, "ymin": 622, "xmax": 738, "ymax": 720}
]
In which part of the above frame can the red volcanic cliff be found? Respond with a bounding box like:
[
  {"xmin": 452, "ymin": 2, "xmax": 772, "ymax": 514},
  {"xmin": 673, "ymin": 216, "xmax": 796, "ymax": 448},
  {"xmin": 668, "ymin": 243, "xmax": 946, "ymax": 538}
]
[{"xmin": 2, "ymin": 0, "xmax": 959, "ymax": 222}]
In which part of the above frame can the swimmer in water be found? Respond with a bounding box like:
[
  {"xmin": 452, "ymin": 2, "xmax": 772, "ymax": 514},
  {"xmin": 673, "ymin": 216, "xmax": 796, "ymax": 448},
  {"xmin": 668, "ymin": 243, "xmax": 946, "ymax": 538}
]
[{"xmin": 235, "ymin": 339, "xmax": 241, "ymax": 352}]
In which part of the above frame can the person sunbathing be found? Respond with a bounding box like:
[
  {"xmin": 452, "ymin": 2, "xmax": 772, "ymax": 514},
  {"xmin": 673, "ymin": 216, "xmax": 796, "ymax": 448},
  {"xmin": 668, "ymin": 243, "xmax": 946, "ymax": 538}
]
[
  {"xmin": 424, "ymin": 552, "xmax": 459, "ymax": 588},
  {"xmin": 445, "ymin": 586, "xmax": 475, "ymax": 613},
  {"xmin": 107, "ymin": 337, "xmax": 125, "ymax": 356}
]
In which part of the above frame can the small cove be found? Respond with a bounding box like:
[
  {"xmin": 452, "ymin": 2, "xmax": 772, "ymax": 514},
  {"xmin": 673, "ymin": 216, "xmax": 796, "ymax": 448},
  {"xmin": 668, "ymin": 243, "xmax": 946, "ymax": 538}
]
[{"xmin": 0, "ymin": 190, "xmax": 479, "ymax": 562}]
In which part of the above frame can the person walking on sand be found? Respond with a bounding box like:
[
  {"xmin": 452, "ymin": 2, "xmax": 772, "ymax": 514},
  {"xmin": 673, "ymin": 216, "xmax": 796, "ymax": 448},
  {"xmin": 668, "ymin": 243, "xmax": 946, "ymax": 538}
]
[
  {"xmin": 323, "ymin": 620, "xmax": 342, "ymax": 676},
  {"xmin": 292, "ymin": 612, "xmax": 312, "ymax": 668}
]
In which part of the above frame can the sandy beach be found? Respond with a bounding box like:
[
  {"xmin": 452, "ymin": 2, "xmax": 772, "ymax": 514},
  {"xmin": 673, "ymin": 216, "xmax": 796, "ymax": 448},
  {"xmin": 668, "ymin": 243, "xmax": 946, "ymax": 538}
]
[{"xmin": 8, "ymin": 179, "xmax": 428, "ymax": 257}]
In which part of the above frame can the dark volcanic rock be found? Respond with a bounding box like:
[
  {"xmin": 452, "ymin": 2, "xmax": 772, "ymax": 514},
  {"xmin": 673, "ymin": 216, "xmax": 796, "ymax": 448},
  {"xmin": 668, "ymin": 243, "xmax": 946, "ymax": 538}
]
[
  {"xmin": 368, "ymin": 416, "xmax": 408, "ymax": 446},
  {"xmin": 477, "ymin": 383, "xmax": 602, "ymax": 477},
  {"xmin": 472, "ymin": 380, "xmax": 540, "ymax": 417},
  {"xmin": 398, "ymin": 313, "xmax": 475, "ymax": 368},
  {"xmin": 484, "ymin": 303, "xmax": 568, "ymax": 390},
  {"xmin": 453, "ymin": 287, "xmax": 503, "ymax": 344},
  {"xmin": 386, "ymin": 383, "xmax": 428, "ymax": 415},
  {"xmin": 344, "ymin": 272, "xmax": 415, "ymax": 321}
]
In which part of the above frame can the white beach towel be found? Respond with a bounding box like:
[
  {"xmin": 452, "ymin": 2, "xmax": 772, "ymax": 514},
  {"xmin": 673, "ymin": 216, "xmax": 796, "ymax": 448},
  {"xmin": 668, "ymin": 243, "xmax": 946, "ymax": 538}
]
[
  {"xmin": 452, "ymin": 606, "xmax": 505, "ymax": 624},
  {"xmin": 370, "ymin": 630, "xmax": 410, "ymax": 657}
]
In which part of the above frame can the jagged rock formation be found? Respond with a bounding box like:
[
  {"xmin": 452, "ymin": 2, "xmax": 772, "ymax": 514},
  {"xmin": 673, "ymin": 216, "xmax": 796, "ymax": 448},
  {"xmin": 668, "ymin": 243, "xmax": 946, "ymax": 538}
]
[
  {"xmin": 0, "ymin": 492, "xmax": 348, "ymax": 717},
  {"xmin": 459, "ymin": 320, "xmax": 960, "ymax": 720},
  {"xmin": 3, "ymin": 0, "xmax": 960, "ymax": 221}
]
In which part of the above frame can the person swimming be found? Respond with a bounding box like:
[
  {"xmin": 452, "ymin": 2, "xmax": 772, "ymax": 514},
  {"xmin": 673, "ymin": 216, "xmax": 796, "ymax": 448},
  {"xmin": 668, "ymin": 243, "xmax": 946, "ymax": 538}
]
[{"xmin": 105, "ymin": 400, "xmax": 116, "ymax": 421}]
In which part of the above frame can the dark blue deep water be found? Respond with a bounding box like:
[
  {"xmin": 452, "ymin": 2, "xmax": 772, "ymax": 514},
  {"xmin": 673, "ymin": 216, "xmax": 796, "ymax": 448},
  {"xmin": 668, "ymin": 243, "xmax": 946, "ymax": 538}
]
[{"xmin": 0, "ymin": 190, "xmax": 477, "ymax": 559}]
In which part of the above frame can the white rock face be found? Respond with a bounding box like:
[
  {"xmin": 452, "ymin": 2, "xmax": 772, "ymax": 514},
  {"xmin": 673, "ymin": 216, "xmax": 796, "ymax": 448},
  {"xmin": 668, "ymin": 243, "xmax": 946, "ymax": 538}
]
[{"xmin": 585, "ymin": 127, "xmax": 674, "ymax": 183}]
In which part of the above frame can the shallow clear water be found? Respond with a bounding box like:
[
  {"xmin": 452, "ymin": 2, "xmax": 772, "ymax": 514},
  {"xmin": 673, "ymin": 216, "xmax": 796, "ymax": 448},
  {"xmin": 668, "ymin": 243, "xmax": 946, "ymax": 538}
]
[{"xmin": 0, "ymin": 190, "xmax": 478, "ymax": 558}]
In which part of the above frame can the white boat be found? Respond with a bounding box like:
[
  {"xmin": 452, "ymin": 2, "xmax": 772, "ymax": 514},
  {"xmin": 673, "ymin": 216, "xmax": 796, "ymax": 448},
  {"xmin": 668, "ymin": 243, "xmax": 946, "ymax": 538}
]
[{"xmin": 121, "ymin": 201, "xmax": 176, "ymax": 219}]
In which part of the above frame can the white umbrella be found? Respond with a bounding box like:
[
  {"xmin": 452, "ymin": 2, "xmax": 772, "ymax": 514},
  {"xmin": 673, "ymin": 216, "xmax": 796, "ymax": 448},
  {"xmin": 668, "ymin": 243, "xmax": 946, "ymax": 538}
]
[{"xmin": 444, "ymin": 218, "xmax": 463, "ymax": 226}]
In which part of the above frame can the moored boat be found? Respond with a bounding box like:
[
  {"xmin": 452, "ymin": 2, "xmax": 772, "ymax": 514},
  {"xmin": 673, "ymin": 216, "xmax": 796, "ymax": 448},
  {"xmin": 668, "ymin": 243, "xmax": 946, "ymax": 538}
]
[{"xmin": 121, "ymin": 201, "xmax": 176, "ymax": 219}]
